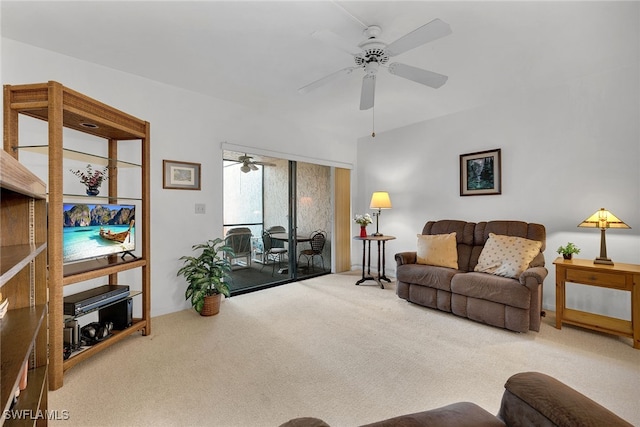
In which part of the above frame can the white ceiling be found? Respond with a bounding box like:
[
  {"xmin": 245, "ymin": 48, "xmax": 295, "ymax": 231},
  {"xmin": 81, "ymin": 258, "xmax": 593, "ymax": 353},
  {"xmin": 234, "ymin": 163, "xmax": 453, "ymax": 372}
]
[{"xmin": 2, "ymin": 1, "xmax": 637, "ymax": 139}]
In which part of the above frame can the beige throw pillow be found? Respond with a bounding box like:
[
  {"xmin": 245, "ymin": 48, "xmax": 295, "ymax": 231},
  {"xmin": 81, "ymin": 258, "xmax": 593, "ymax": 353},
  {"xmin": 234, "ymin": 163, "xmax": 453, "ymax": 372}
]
[
  {"xmin": 416, "ymin": 232, "xmax": 458, "ymax": 269},
  {"xmin": 474, "ymin": 233, "xmax": 542, "ymax": 279}
]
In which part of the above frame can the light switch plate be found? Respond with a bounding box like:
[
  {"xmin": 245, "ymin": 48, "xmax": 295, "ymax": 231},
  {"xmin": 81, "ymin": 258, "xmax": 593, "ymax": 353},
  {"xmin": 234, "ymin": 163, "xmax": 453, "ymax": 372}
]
[{"xmin": 195, "ymin": 203, "xmax": 206, "ymax": 214}]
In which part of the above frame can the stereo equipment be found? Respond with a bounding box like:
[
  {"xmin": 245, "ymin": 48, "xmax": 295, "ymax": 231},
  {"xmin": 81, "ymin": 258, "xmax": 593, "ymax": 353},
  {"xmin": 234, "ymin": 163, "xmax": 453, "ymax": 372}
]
[
  {"xmin": 64, "ymin": 319, "xmax": 80, "ymax": 347},
  {"xmin": 64, "ymin": 285, "xmax": 130, "ymax": 316},
  {"xmin": 63, "ymin": 319, "xmax": 81, "ymax": 360},
  {"xmin": 81, "ymin": 321, "xmax": 113, "ymax": 345},
  {"xmin": 99, "ymin": 298, "xmax": 133, "ymax": 330},
  {"xmin": 63, "ymin": 327, "xmax": 73, "ymax": 347}
]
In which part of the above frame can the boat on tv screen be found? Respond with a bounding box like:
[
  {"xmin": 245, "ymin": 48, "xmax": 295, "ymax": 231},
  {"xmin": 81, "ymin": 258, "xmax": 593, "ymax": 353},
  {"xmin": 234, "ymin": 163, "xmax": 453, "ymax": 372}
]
[{"xmin": 63, "ymin": 203, "xmax": 135, "ymax": 263}]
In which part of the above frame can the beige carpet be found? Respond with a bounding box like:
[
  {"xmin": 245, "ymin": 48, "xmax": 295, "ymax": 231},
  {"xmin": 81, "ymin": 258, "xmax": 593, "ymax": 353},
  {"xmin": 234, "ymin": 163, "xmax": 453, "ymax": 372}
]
[{"xmin": 50, "ymin": 272, "xmax": 640, "ymax": 426}]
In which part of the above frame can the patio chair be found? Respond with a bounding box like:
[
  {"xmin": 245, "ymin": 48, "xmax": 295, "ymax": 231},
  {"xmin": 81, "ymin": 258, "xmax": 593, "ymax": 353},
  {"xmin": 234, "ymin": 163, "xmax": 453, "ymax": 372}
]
[
  {"xmin": 224, "ymin": 227, "xmax": 252, "ymax": 269},
  {"xmin": 297, "ymin": 230, "xmax": 326, "ymax": 272},
  {"xmin": 267, "ymin": 225, "xmax": 286, "ymax": 249},
  {"xmin": 261, "ymin": 230, "xmax": 288, "ymax": 276}
]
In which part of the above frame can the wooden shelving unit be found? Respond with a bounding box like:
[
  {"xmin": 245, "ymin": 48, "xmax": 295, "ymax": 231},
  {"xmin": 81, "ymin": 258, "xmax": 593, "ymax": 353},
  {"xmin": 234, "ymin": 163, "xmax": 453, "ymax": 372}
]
[
  {"xmin": 4, "ymin": 81, "xmax": 151, "ymax": 390},
  {"xmin": 0, "ymin": 150, "xmax": 48, "ymax": 426}
]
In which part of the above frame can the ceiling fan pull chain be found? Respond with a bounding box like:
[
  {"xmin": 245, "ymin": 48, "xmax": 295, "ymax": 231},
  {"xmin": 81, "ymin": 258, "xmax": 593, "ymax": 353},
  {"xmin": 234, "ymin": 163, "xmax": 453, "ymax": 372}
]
[{"xmin": 371, "ymin": 106, "xmax": 376, "ymax": 138}]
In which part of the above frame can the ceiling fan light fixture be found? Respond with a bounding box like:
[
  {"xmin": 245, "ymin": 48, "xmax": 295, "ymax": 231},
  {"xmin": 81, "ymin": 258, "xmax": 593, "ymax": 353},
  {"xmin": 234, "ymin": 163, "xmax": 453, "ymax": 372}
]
[
  {"xmin": 240, "ymin": 164, "xmax": 250, "ymax": 173},
  {"xmin": 249, "ymin": 163, "xmax": 259, "ymax": 171},
  {"xmin": 364, "ymin": 61, "xmax": 379, "ymax": 75}
]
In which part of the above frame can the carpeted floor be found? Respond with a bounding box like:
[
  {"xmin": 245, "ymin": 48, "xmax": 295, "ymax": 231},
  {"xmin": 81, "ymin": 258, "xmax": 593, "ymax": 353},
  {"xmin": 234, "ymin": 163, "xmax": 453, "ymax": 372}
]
[{"xmin": 50, "ymin": 272, "xmax": 640, "ymax": 426}]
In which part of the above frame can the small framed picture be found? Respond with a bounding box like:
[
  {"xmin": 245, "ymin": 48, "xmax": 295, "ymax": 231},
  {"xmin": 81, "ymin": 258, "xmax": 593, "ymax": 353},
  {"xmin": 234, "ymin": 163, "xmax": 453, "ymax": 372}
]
[
  {"xmin": 460, "ymin": 149, "xmax": 501, "ymax": 196},
  {"xmin": 163, "ymin": 160, "xmax": 201, "ymax": 190}
]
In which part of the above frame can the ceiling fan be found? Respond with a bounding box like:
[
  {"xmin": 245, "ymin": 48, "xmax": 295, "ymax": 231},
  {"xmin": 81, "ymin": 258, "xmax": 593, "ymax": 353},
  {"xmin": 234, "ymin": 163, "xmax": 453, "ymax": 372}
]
[
  {"xmin": 234, "ymin": 154, "xmax": 276, "ymax": 173},
  {"xmin": 298, "ymin": 19, "xmax": 452, "ymax": 110}
]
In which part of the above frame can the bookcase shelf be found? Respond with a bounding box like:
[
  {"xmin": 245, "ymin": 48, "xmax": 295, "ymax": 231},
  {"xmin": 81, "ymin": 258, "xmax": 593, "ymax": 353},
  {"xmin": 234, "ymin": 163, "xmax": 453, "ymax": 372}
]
[
  {"xmin": 0, "ymin": 243, "xmax": 47, "ymax": 287},
  {"xmin": 14, "ymin": 145, "xmax": 141, "ymax": 168},
  {"xmin": 63, "ymin": 258, "xmax": 147, "ymax": 286},
  {"xmin": 12, "ymin": 146, "xmax": 143, "ymax": 201},
  {"xmin": 63, "ymin": 318, "xmax": 147, "ymax": 371},
  {"xmin": 4, "ymin": 81, "xmax": 151, "ymax": 391},
  {"xmin": 0, "ymin": 150, "xmax": 48, "ymax": 426}
]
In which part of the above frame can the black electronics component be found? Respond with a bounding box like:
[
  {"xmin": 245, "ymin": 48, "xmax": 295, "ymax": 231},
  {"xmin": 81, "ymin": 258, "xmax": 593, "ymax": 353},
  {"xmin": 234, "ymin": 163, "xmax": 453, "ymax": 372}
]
[
  {"xmin": 64, "ymin": 285, "xmax": 129, "ymax": 316},
  {"xmin": 99, "ymin": 298, "xmax": 133, "ymax": 330}
]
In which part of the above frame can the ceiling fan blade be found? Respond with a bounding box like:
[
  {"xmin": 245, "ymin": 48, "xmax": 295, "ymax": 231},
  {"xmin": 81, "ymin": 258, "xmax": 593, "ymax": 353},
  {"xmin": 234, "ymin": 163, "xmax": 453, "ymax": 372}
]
[
  {"xmin": 254, "ymin": 161, "xmax": 276, "ymax": 167},
  {"xmin": 298, "ymin": 66, "xmax": 359, "ymax": 94},
  {"xmin": 249, "ymin": 163, "xmax": 259, "ymax": 171},
  {"xmin": 388, "ymin": 63, "xmax": 448, "ymax": 88},
  {"xmin": 386, "ymin": 19, "xmax": 452, "ymax": 57},
  {"xmin": 312, "ymin": 29, "xmax": 363, "ymax": 56},
  {"xmin": 360, "ymin": 74, "xmax": 376, "ymax": 110}
]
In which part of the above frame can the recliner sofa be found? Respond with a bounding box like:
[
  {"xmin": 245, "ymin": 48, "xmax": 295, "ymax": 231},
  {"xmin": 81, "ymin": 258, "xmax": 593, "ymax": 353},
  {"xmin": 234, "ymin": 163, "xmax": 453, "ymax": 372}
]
[
  {"xmin": 395, "ymin": 220, "xmax": 548, "ymax": 332},
  {"xmin": 280, "ymin": 372, "xmax": 632, "ymax": 426}
]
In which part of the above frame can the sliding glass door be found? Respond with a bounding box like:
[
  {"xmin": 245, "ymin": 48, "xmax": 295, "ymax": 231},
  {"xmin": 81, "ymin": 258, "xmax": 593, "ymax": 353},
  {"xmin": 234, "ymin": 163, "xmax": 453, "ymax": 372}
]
[
  {"xmin": 295, "ymin": 160, "xmax": 332, "ymax": 280},
  {"xmin": 223, "ymin": 151, "xmax": 331, "ymax": 294}
]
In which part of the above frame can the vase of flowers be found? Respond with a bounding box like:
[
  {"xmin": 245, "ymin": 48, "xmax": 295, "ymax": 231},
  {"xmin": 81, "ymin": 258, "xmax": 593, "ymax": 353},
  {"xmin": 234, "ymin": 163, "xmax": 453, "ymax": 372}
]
[
  {"xmin": 70, "ymin": 164, "xmax": 108, "ymax": 196},
  {"xmin": 354, "ymin": 213, "xmax": 373, "ymax": 237}
]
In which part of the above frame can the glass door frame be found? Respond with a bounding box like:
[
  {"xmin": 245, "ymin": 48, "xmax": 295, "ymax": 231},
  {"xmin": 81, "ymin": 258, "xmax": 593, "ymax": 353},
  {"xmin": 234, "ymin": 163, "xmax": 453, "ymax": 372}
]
[{"xmin": 223, "ymin": 148, "xmax": 339, "ymax": 294}]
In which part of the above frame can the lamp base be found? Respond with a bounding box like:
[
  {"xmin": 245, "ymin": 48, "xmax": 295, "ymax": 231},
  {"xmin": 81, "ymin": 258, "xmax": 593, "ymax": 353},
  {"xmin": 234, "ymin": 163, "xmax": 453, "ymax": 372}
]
[
  {"xmin": 372, "ymin": 232, "xmax": 383, "ymax": 237},
  {"xmin": 594, "ymin": 257, "xmax": 614, "ymax": 265}
]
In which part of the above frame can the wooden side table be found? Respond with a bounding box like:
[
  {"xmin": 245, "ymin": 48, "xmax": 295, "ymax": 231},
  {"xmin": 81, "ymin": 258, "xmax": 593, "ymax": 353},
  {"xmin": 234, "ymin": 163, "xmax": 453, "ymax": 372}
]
[
  {"xmin": 554, "ymin": 257, "xmax": 640, "ymax": 349},
  {"xmin": 353, "ymin": 235, "xmax": 396, "ymax": 288}
]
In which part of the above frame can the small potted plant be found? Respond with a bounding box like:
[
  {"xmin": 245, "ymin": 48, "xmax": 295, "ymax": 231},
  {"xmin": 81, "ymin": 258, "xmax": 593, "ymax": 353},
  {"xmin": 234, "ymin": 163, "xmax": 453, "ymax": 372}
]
[
  {"xmin": 70, "ymin": 164, "xmax": 109, "ymax": 196},
  {"xmin": 177, "ymin": 238, "xmax": 234, "ymax": 316},
  {"xmin": 354, "ymin": 213, "xmax": 373, "ymax": 237},
  {"xmin": 557, "ymin": 242, "xmax": 580, "ymax": 260}
]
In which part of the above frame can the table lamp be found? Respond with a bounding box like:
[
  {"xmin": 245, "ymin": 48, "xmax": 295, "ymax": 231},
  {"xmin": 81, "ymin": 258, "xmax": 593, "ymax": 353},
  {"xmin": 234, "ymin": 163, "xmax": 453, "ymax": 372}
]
[
  {"xmin": 578, "ymin": 208, "xmax": 630, "ymax": 265},
  {"xmin": 370, "ymin": 191, "xmax": 392, "ymax": 236}
]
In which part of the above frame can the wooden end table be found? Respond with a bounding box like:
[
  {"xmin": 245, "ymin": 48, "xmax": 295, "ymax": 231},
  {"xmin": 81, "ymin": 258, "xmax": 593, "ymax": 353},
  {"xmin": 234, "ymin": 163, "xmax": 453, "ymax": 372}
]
[
  {"xmin": 353, "ymin": 235, "xmax": 396, "ymax": 288},
  {"xmin": 554, "ymin": 257, "xmax": 640, "ymax": 349}
]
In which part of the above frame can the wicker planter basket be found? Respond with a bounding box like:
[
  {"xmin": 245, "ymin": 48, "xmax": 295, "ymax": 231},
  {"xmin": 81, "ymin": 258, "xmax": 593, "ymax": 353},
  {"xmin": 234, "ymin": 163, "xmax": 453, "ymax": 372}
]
[{"xmin": 200, "ymin": 293, "xmax": 222, "ymax": 316}]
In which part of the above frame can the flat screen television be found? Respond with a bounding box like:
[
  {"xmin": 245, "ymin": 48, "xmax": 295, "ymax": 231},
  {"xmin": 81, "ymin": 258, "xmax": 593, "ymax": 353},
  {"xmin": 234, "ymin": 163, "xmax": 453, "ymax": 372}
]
[{"xmin": 63, "ymin": 203, "xmax": 135, "ymax": 263}]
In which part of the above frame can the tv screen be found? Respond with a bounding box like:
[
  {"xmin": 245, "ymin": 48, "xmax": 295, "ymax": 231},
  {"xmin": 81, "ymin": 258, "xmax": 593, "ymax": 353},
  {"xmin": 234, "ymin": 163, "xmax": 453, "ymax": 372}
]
[{"xmin": 63, "ymin": 203, "xmax": 135, "ymax": 263}]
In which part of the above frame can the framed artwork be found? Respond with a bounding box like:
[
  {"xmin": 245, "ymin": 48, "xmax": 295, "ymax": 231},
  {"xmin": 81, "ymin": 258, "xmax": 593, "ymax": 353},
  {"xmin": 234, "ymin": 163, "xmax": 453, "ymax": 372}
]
[
  {"xmin": 163, "ymin": 160, "xmax": 201, "ymax": 190},
  {"xmin": 460, "ymin": 149, "xmax": 501, "ymax": 196}
]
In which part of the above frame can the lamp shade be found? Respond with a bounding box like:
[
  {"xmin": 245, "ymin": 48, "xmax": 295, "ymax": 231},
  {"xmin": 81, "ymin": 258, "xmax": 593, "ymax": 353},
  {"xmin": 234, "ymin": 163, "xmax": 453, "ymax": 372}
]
[
  {"xmin": 577, "ymin": 208, "xmax": 630, "ymax": 265},
  {"xmin": 370, "ymin": 192, "xmax": 392, "ymax": 209},
  {"xmin": 578, "ymin": 208, "xmax": 630, "ymax": 229}
]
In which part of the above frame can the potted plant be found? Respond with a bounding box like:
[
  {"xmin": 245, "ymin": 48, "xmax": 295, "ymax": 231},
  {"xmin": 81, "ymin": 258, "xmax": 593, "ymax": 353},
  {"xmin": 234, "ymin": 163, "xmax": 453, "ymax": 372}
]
[
  {"xmin": 177, "ymin": 238, "xmax": 234, "ymax": 316},
  {"xmin": 557, "ymin": 242, "xmax": 580, "ymax": 260},
  {"xmin": 70, "ymin": 164, "xmax": 109, "ymax": 196}
]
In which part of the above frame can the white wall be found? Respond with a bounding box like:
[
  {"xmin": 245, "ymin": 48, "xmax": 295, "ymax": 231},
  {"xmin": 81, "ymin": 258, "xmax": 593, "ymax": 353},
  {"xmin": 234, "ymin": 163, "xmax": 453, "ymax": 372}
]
[
  {"xmin": 1, "ymin": 38, "xmax": 357, "ymax": 316},
  {"xmin": 3, "ymin": 0, "xmax": 639, "ymax": 321},
  {"xmin": 354, "ymin": 23, "xmax": 640, "ymax": 316}
]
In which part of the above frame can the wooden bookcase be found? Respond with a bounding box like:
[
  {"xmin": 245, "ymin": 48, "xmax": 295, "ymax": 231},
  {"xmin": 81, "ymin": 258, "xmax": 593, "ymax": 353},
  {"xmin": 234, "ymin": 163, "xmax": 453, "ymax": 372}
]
[
  {"xmin": 0, "ymin": 150, "xmax": 48, "ymax": 425},
  {"xmin": 3, "ymin": 81, "xmax": 151, "ymax": 390}
]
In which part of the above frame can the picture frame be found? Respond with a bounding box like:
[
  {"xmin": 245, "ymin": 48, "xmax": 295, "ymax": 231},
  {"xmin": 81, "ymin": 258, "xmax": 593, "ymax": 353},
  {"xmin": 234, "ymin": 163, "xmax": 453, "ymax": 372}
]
[
  {"xmin": 163, "ymin": 160, "xmax": 201, "ymax": 190},
  {"xmin": 460, "ymin": 149, "xmax": 501, "ymax": 196}
]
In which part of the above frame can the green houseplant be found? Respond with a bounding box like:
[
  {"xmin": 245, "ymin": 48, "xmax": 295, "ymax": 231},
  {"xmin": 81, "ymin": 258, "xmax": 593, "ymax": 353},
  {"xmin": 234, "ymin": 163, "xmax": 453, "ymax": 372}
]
[
  {"xmin": 177, "ymin": 238, "xmax": 234, "ymax": 316},
  {"xmin": 557, "ymin": 242, "xmax": 580, "ymax": 260}
]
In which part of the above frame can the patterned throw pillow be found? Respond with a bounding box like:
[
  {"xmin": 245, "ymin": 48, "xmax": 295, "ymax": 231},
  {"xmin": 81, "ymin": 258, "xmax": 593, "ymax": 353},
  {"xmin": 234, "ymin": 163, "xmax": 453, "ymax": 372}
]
[
  {"xmin": 474, "ymin": 233, "xmax": 542, "ymax": 278},
  {"xmin": 416, "ymin": 232, "xmax": 458, "ymax": 269}
]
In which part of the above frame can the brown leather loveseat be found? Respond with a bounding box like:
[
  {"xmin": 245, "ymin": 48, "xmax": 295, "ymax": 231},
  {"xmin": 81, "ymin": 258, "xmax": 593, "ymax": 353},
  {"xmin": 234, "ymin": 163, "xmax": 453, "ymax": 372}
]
[
  {"xmin": 280, "ymin": 372, "xmax": 632, "ymax": 426},
  {"xmin": 395, "ymin": 220, "xmax": 547, "ymax": 332}
]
